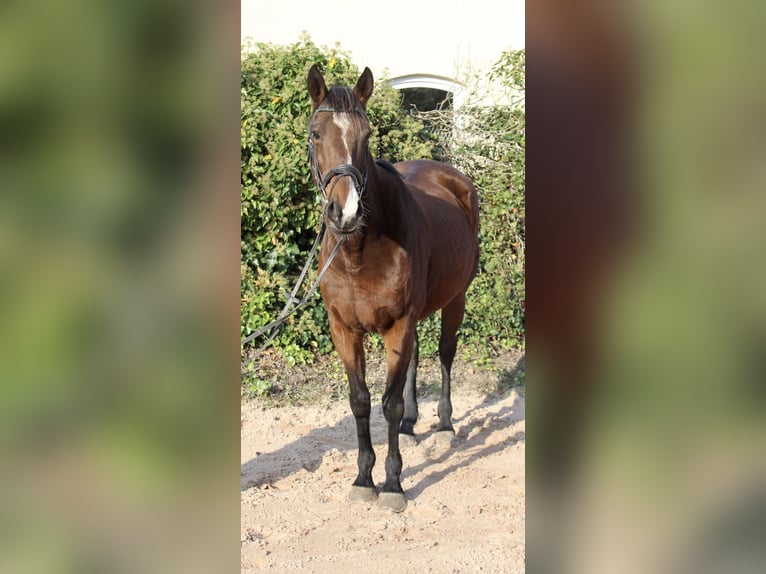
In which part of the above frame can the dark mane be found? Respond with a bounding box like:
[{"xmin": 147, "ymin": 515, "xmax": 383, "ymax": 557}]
[{"xmin": 375, "ymin": 158, "xmax": 401, "ymax": 178}]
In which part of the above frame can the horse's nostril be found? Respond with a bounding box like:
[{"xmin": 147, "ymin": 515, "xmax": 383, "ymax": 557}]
[{"xmin": 327, "ymin": 200, "xmax": 341, "ymax": 222}]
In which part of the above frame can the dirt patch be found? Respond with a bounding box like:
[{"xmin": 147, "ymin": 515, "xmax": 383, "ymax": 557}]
[{"xmin": 241, "ymin": 351, "xmax": 525, "ymax": 573}]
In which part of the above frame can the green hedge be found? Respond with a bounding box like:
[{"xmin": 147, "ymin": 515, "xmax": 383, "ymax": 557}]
[
  {"xmin": 241, "ymin": 36, "xmax": 524, "ymax": 367},
  {"xmin": 419, "ymin": 49, "xmax": 526, "ymax": 357}
]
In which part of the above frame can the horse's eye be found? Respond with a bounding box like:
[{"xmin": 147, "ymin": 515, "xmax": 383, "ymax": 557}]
[{"xmin": 311, "ymin": 130, "xmax": 321, "ymax": 141}]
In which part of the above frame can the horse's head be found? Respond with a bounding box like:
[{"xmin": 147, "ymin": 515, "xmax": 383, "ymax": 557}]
[{"xmin": 307, "ymin": 64, "xmax": 374, "ymax": 235}]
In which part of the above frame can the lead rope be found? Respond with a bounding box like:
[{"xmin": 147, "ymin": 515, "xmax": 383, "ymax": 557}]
[
  {"xmin": 242, "ymin": 106, "xmax": 366, "ymax": 370},
  {"xmin": 241, "ymin": 225, "xmax": 345, "ymax": 369}
]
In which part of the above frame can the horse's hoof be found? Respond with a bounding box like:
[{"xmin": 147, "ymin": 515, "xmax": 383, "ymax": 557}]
[
  {"xmin": 434, "ymin": 430, "xmax": 457, "ymax": 447},
  {"xmin": 399, "ymin": 432, "xmax": 418, "ymax": 448},
  {"xmin": 349, "ymin": 485, "xmax": 378, "ymax": 502},
  {"xmin": 377, "ymin": 492, "xmax": 407, "ymax": 513}
]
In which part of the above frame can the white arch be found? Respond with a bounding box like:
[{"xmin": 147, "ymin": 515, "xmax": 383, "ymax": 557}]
[{"xmin": 388, "ymin": 74, "xmax": 467, "ymax": 109}]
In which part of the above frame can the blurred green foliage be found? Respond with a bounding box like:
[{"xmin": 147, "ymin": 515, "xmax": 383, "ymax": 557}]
[
  {"xmin": 0, "ymin": 2, "xmax": 238, "ymax": 572},
  {"xmin": 241, "ymin": 38, "xmax": 525, "ymax": 364},
  {"xmin": 524, "ymin": 4, "xmax": 766, "ymax": 574}
]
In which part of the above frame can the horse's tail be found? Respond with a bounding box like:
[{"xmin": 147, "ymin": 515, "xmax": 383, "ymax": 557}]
[
  {"xmin": 453, "ymin": 171, "xmax": 479, "ymax": 230},
  {"xmin": 467, "ymin": 181, "xmax": 480, "ymax": 277},
  {"xmin": 450, "ymin": 170, "xmax": 480, "ymax": 276}
]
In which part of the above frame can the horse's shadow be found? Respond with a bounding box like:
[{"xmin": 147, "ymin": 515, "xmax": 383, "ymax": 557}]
[
  {"xmin": 403, "ymin": 397, "xmax": 525, "ymax": 499},
  {"xmin": 241, "ymin": 356, "xmax": 525, "ymax": 500},
  {"xmin": 240, "ymin": 410, "xmax": 359, "ymax": 491}
]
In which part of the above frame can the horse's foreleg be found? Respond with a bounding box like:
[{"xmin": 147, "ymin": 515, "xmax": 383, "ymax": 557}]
[
  {"xmin": 437, "ymin": 293, "xmax": 467, "ymax": 434},
  {"xmin": 379, "ymin": 318, "xmax": 416, "ymax": 512},
  {"xmin": 330, "ymin": 323, "xmax": 376, "ymax": 500},
  {"xmin": 399, "ymin": 333, "xmax": 419, "ymax": 438}
]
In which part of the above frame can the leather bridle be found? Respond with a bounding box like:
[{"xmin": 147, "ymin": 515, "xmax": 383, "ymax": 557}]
[{"xmin": 308, "ymin": 106, "xmax": 369, "ymax": 204}]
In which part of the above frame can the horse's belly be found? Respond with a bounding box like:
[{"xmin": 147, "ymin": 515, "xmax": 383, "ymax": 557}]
[
  {"xmin": 419, "ymin": 237, "xmax": 477, "ymax": 318},
  {"xmin": 419, "ymin": 273, "xmax": 473, "ymax": 320}
]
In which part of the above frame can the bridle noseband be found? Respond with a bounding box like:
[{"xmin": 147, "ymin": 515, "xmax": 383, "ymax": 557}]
[{"xmin": 308, "ymin": 106, "xmax": 369, "ymax": 205}]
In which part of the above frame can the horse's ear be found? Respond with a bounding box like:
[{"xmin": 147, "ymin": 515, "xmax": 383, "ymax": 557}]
[
  {"xmin": 353, "ymin": 67, "xmax": 374, "ymax": 108},
  {"xmin": 307, "ymin": 64, "xmax": 327, "ymax": 109}
]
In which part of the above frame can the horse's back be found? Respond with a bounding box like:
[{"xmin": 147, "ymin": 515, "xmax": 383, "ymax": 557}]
[
  {"xmin": 393, "ymin": 160, "xmax": 479, "ymax": 235},
  {"xmin": 393, "ymin": 160, "xmax": 479, "ymax": 317}
]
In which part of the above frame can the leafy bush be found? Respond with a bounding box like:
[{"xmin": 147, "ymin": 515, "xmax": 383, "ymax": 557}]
[
  {"xmin": 413, "ymin": 49, "xmax": 526, "ymax": 355},
  {"xmin": 241, "ymin": 36, "xmax": 524, "ymax": 367}
]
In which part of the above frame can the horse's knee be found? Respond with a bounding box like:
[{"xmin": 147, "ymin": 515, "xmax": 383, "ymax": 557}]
[
  {"xmin": 349, "ymin": 381, "xmax": 371, "ymax": 418},
  {"xmin": 382, "ymin": 393, "xmax": 404, "ymax": 422},
  {"xmin": 349, "ymin": 386, "xmax": 371, "ymax": 418}
]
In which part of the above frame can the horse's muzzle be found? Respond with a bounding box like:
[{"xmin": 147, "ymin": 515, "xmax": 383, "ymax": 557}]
[{"xmin": 325, "ymin": 198, "xmax": 363, "ymax": 234}]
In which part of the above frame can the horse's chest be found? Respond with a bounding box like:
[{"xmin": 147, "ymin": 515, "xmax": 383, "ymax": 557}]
[{"xmin": 325, "ymin": 275, "xmax": 408, "ymax": 334}]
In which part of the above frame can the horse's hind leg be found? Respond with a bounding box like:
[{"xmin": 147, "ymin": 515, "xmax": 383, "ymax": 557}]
[
  {"xmin": 399, "ymin": 333, "xmax": 419, "ymax": 441},
  {"xmin": 437, "ymin": 293, "xmax": 467, "ymax": 434}
]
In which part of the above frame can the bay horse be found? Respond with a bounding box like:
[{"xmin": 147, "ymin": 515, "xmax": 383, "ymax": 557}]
[{"xmin": 306, "ymin": 64, "xmax": 479, "ymax": 512}]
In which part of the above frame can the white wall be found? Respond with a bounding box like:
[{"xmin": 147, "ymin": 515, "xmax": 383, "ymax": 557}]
[{"xmin": 241, "ymin": 0, "xmax": 524, "ymax": 87}]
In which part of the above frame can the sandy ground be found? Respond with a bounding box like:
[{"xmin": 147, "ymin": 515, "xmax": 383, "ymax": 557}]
[{"xmin": 241, "ymin": 384, "xmax": 525, "ymax": 573}]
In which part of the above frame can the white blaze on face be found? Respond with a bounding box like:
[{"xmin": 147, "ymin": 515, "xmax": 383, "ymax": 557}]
[{"xmin": 333, "ymin": 112, "xmax": 360, "ymax": 226}]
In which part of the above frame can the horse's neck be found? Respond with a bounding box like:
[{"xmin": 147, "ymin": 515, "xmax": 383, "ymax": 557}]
[
  {"xmin": 329, "ymin": 160, "xmax": 409, "ymax": 266},
  {"xmin": 363, "ymin": 161, "xmax": 409, "ymax": 235}
]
